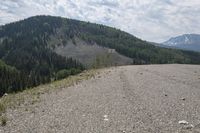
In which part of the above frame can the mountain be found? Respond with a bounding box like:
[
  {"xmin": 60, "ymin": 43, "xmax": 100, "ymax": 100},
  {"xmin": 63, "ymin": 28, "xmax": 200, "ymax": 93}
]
[
  {"xmin": 163, "ymin": 34, "xmax": 200, "ymax": 52},
  {"xmin": 1, "ymin": 15, "xmax": 200, "ymax": 94}
]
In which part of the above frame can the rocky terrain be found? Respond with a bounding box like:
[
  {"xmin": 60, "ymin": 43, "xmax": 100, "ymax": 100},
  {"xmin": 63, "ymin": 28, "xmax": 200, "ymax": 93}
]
[
  {"xmin": 54, "ymin": 37, "xmax": 132, "ymax": 67},
  {"xmin": 1, "ymin": 64, "xmax": 200, "ymax": 133}
]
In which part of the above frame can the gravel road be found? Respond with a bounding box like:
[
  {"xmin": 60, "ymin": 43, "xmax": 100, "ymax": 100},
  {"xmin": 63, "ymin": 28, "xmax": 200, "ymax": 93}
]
[{"xmin": 1, "ymin": 64, "xmax": 200, "ymax": 133}]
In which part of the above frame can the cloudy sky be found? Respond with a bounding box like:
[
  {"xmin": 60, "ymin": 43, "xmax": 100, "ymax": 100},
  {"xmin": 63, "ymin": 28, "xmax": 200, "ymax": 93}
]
[{"xmin": 0, "ymin": 0, "xmax": 200, "ymax": 42}]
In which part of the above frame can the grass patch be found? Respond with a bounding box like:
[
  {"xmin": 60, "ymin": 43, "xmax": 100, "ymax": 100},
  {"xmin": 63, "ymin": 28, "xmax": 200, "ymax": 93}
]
[
  {"xmin": 0, "ymin": 103, "xmax": 5, "ymax": 114},
  {"xmin": 0, "ymin": 116, "xmax": 7, "ymax": 126},
  {"xmin": 0, "ymin": 69, "xmax": 97, "ymax": 115}
]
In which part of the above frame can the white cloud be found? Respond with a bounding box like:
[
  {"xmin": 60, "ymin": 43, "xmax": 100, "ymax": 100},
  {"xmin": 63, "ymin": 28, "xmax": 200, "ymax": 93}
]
[{"xmin": 0, "ymin": 0, "xmax": 200, "ymax": 42}]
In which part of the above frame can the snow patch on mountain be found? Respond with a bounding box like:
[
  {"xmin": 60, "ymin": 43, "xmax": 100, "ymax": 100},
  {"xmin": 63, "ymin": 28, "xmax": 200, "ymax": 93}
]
[{"xmin": 162, "ymin": 34, "xmax": 200, "ymax": 52}]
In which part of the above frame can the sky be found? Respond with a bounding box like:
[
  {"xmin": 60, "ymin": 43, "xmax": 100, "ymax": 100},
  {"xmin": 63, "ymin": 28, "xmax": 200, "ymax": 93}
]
[{"xmin": 0, "ymin": 0, "xmax": 200, "ymax": 43}]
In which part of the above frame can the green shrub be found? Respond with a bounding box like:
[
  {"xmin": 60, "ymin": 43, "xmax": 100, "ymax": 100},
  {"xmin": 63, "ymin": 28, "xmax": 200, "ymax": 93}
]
[
  {"xmin": 56, "ymin": 68, "xmax": 82, "ymax": 80},
  {"xmin": 56, "ymin": 69, "xmax": 71, "ymax": 80},
  {"xmin": 0, "ymin": 103, "xmax": 5, "ymax": 114},
  {"xmin": 70, "ymin": 68, "xmax": 81, "ymax": 75},
  {"xmin": 0, "ymin": 116, "xmax": 7, "ymax": 126}
]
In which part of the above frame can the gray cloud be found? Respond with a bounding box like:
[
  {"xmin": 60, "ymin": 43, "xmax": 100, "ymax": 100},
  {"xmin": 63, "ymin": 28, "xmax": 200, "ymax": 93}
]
[
  {"xmin": 0, "ymin": 0, "xmax": 199, "ymax": 42},
  {"xmin": 88, "ymin": 0, "xmax": 119, "ymax": 7}
]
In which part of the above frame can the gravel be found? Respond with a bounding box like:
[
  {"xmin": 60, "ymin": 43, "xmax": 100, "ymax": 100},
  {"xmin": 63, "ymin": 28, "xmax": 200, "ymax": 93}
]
[{"xmin": 1, "ymin": 64, "xmax": 200, "ymax": 133}]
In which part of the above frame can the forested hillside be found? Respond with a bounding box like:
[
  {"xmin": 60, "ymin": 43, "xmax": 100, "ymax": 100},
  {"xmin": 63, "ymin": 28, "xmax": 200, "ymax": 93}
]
[
  {"xmin": 0, "ymin": 15, "xmax": 200, "ymax": 95},
  {"xmin": 1, "ymin": 16, "xmax": 200, "ymax": 66},
  {"xmin": 0, "ymin": 16, "xmax": 84, "ymax": 95},
  {"xmin": 40, "ymin": 16, "xmax": 200, "ymax": 64},
  {"xmin": 61, "ymin": 19, "xmax": 200, "ymax": 64}
]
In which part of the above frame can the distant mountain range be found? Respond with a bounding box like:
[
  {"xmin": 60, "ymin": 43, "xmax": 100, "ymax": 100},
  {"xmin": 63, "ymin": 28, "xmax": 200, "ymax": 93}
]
[{"xmin": 163, "ymin": 34, "xmax": 200, "ymax": 52}]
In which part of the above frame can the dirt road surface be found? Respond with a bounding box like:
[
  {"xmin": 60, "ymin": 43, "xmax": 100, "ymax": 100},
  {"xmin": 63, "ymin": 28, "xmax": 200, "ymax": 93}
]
[{"xmin": 1, "ymin": 64, "xmax": 200, "ymax": 133}]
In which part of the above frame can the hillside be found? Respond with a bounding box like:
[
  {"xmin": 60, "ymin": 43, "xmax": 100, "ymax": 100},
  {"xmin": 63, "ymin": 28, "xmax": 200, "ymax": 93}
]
[
  {"xmin": 1, "ymin": 15, "xmax": 200, "ymax": 66},
  {"xmin": 0, "ymin": 16, "xmax": 85, "ymax": 95},
  {"xmin": 163, "ymin": 34, "xmax": 200, "ymax": 52},
  {"xmin": 1, "ymin": 15, "xmax": 200, "ymax": 94}
]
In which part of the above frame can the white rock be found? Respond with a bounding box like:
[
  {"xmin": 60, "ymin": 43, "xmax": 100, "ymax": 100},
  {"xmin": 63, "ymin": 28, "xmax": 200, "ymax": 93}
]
[
  {"xmin": 103, "ymin": 115, "xmax": 109, "ymax": 121},
  {"xmin": 3, "ymin": 93, "xmax": 8, "ymax": 96},
  {"xmin": 104, "ymin": 115, "xmax": 108, "ymax": 118},
  {"xmin": 179, "ymin": 120, "xmax": 189, "ymax": 125},
  {"xmin": 104, "ymin": 118, "xmax": 109, "ymax": 121}
]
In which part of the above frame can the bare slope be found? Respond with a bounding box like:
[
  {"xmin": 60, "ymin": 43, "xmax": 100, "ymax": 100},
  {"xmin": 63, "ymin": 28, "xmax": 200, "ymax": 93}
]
[
  {"xmin": 1, "ymin": 65, "xmax": 200, "ymax": 133},
  {"xmin": 53, "ymin": 37, "xmax": 133, "ymax": 67}
]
